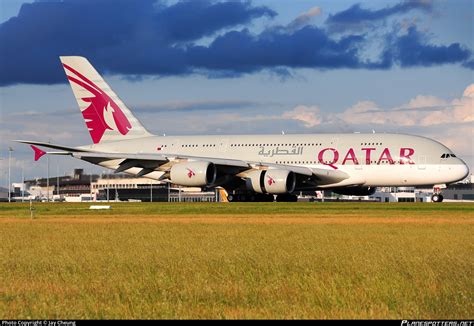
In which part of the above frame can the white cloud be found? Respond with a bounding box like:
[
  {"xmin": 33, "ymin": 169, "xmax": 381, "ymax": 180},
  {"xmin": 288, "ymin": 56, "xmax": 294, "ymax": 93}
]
[
  {"xmin": 282, "ymin": 105, "xmax": 322, "ymax": 127},
  {"xmin": 463, "ymin": 84, "xmax": 474, "ymax": 97},
  {"xmin": 415, "ymin": 86, "xmax": 473, "ymax": 126},
  {"xmin": 404, "ymin": 95, "xmax": 447, "ymax": 109},
  {"xmin": 327, "ymin": 84, "xmax": 474, "ymax": 127}
]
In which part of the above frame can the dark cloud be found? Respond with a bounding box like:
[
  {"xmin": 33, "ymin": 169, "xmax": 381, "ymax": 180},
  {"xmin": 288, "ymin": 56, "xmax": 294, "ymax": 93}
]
[
  {"xmin": 0, "ymin": 0, "xmax": 275, "ymax": 85},
  {"xmin": 155, "ymin": 1, "xmax": 276, "ymax": 43},
  {"xmin": 385, "ymin": 27, "xmax": 471, "ymax": 68},
  {"xmin": 0, "ymin": 0, "xmax": 471, "ymax": 86},
  {"xmin": 134, "ymin": 100, "xmax": 265, "ymax": 113},
  {"xmin": 326, "ymin": 0, "xmax": 431, "ymax": 32},
  {"xmin": 462, "ymin": 59, "xmax": 474, "ymax": 70},
  {"xmin": 188, "ymin": 27, "xmax": 367, "ymax": 73}
]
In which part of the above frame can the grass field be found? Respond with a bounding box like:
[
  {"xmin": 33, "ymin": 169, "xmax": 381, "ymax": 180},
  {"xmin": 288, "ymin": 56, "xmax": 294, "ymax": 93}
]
[{"xmin": 0, "ymin": 202, "xmax": 473, "ymax": 319}]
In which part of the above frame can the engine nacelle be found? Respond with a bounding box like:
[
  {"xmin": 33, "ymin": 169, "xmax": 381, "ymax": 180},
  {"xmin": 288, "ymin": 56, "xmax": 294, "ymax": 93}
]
[
  {"xmin": 246, "ymin": 169, "xmax": 296, "ymax": 194},
  {"xmin": 170, "ymin": 161, "xmax": 216, "ymax": 187},
  {"xmin": 332, "ymin": 186, "xmax": 376, "ymax": 196}
]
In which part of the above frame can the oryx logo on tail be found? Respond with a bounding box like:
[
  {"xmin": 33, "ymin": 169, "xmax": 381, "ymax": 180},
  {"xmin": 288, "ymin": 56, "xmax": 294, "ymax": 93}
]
[{"xmin": 63, "ymin": 63, "xmax": 132, "ymax": 144}]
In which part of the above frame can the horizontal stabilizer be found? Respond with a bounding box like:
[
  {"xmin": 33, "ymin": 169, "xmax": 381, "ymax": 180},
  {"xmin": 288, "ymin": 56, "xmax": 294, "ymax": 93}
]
[{"xmin": 15, "ymin": 140, "xmax": 88, "ymax": 152}]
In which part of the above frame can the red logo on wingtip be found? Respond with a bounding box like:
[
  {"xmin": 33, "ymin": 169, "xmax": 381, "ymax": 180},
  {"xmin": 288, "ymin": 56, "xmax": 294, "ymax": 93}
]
[
  {"xmin": 31, "ymin": 145, "xmax": 46, "ymax": 161},
  {"xmin": 63, "ymin": 63, "xmax": 132, "ymax": 144}
]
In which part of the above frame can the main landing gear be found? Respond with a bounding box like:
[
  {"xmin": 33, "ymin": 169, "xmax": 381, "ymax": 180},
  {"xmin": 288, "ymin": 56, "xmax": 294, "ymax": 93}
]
[
  {"xmin": 431, "ymin": 186, "xmax": 444, "ymax": 203},
  {"xmin": 227, "ymin": 193, "xmax": 298, "ymax": 202},
  {"xmin": 227, "ymin": 193, "xmax": 274, "ymax": 202},
  {"xmin": 275, "ymin": 194, "xmax": 298, "ymax": 202}
]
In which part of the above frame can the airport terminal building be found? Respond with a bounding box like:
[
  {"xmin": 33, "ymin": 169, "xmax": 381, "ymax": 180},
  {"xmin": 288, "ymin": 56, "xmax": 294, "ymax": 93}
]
[
  {"xmin": 4, "ymin": 169, "xmax": 473, "ymax": 203},
  {"xmin": 14, "ymin": 168, "xmax": 217, "ymax": 202}
]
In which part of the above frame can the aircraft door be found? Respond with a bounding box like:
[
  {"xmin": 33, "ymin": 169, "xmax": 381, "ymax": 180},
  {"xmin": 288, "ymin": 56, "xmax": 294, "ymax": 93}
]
[
  {"xmin": 219, "ymin": 138, "xmax": 229, "ymax": 153},
  {"xmin": 418, "ymin": 155, "xmax": 426, "ymax": 170}
]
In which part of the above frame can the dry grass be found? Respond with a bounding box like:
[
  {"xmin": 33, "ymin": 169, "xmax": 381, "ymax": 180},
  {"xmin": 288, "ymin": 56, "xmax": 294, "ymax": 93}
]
[
  {"xmin": 0, "ymin": 215, "xmax": 472, "ymax": 225},
  {"xmin": 0, "ymin": 202, "xmax": 473, "ymax": 319}
]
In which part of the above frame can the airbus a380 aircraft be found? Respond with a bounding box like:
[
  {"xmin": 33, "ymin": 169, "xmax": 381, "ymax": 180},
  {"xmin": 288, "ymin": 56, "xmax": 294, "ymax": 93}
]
[{"xmin": 18, "ymin": 56, "xmax": 469, "ymax": 202}]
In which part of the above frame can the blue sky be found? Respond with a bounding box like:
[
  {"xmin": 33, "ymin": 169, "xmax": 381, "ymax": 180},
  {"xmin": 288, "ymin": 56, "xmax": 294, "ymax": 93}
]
[{"xmin": 0, "ymin": 0, "xmax": 472, "ymax": 184}]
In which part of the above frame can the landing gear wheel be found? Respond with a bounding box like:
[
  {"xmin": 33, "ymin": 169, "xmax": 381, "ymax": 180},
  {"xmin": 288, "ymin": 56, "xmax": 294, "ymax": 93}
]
[
  {"xmin": 431, "ymin": 194, "xmax": 444, "ymax": 203},
  {"xmin": 227, "ymin": 193, "xmax": 275, "ymax": 202},
  {"xmin": 265, "ymin": 194, "xmax": 275, "ymax": 202}
]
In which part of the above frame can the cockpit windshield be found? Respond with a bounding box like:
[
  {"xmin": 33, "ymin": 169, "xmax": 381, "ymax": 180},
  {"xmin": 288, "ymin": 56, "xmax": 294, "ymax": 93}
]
[{"xmin": 441, "ymin": 153, "xmax": 456, "ymax": 158}]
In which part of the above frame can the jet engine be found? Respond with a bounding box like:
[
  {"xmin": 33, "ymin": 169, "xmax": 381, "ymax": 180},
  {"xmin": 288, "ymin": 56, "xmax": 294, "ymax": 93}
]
[
  {"xmin": 332, "ymin": 186, "xmax": 376, "ymax": 196},
  {"xmin": 170, "ymin": 161, "xmax": 217, "ymax": 187},
  {"xmin": 246, "ymin": 169, "xmax": 296, "ymax": 194}
]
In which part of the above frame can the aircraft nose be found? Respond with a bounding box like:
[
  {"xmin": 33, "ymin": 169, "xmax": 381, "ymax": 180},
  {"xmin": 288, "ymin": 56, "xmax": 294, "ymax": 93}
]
[{"xmin": 453, "ymin": 159, "xmax": 470, "ymax": 182}]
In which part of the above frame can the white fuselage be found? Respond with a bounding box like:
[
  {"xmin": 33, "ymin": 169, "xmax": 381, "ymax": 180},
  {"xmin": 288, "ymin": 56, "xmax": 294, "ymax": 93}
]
[{"xmin": 83, "ymin": 133, "xmax": 469, "ymax": 188}]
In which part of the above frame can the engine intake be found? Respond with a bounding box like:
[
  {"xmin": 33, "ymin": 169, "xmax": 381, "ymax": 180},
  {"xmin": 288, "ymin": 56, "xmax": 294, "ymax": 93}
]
[
  {"xmin": 246, "ymin": 169, "xmax": 296, "ymax": 194},
  {"xmin": 170, "ymin": 161, "xmax": 216, "ymax": 187}
]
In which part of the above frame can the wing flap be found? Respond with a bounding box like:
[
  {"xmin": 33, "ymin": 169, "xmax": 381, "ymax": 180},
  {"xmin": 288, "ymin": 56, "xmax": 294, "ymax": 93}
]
[{"xmin": 309, "ymin": 167, "xmax": 350, "ymax": 184}]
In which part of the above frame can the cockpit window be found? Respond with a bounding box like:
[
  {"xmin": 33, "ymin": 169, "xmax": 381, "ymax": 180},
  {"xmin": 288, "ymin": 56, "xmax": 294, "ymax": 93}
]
[{"xmin": 441, "ymin": 153, "xmax": 456, "ymax": 158}]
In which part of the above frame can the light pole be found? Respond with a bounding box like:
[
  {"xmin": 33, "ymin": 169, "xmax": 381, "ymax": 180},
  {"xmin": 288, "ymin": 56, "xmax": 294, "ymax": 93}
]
[
  {"xmin": 56, "ymin": 160, "xmax": 60, "ymax": 201},
  {"xmin": 8, "ymin": 147, "xmax": 13, "ymax": 203},
  {"xmin": 46, "ymin": 153, "xmax": 49, "ymax": 202},
  {"xmin": 0, "ymin": 157, "xmax": 4, "ymax": 193},
  {"xmin": 21, "ymin": 164, "xmax": 24, "ymax": 202},
  {"xmin": 150, "ymin": 180, "xmax": 153, "ymax": 202}
]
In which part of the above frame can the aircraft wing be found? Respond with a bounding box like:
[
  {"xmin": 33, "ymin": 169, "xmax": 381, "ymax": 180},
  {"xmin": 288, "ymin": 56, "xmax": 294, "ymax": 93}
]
[
  {"xmin": 71, "ymin": 152, "xmax": 249, "ymax": 172},
  {"xmin": 71, "ymin": 152, "xmax": 349, "ymax": 185}
]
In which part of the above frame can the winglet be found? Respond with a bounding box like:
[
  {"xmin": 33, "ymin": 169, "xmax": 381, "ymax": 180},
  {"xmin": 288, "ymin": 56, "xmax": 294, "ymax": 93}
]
[{"xmin": 31, "ymin": 145, "xmax": 46, "ymax": 161}]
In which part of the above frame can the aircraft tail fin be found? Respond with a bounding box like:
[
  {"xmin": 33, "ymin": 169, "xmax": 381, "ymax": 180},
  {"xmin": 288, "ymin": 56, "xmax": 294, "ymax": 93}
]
[{"xmin": 60, "ymin": 56, "xmax": 151, "ymax": 144}]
